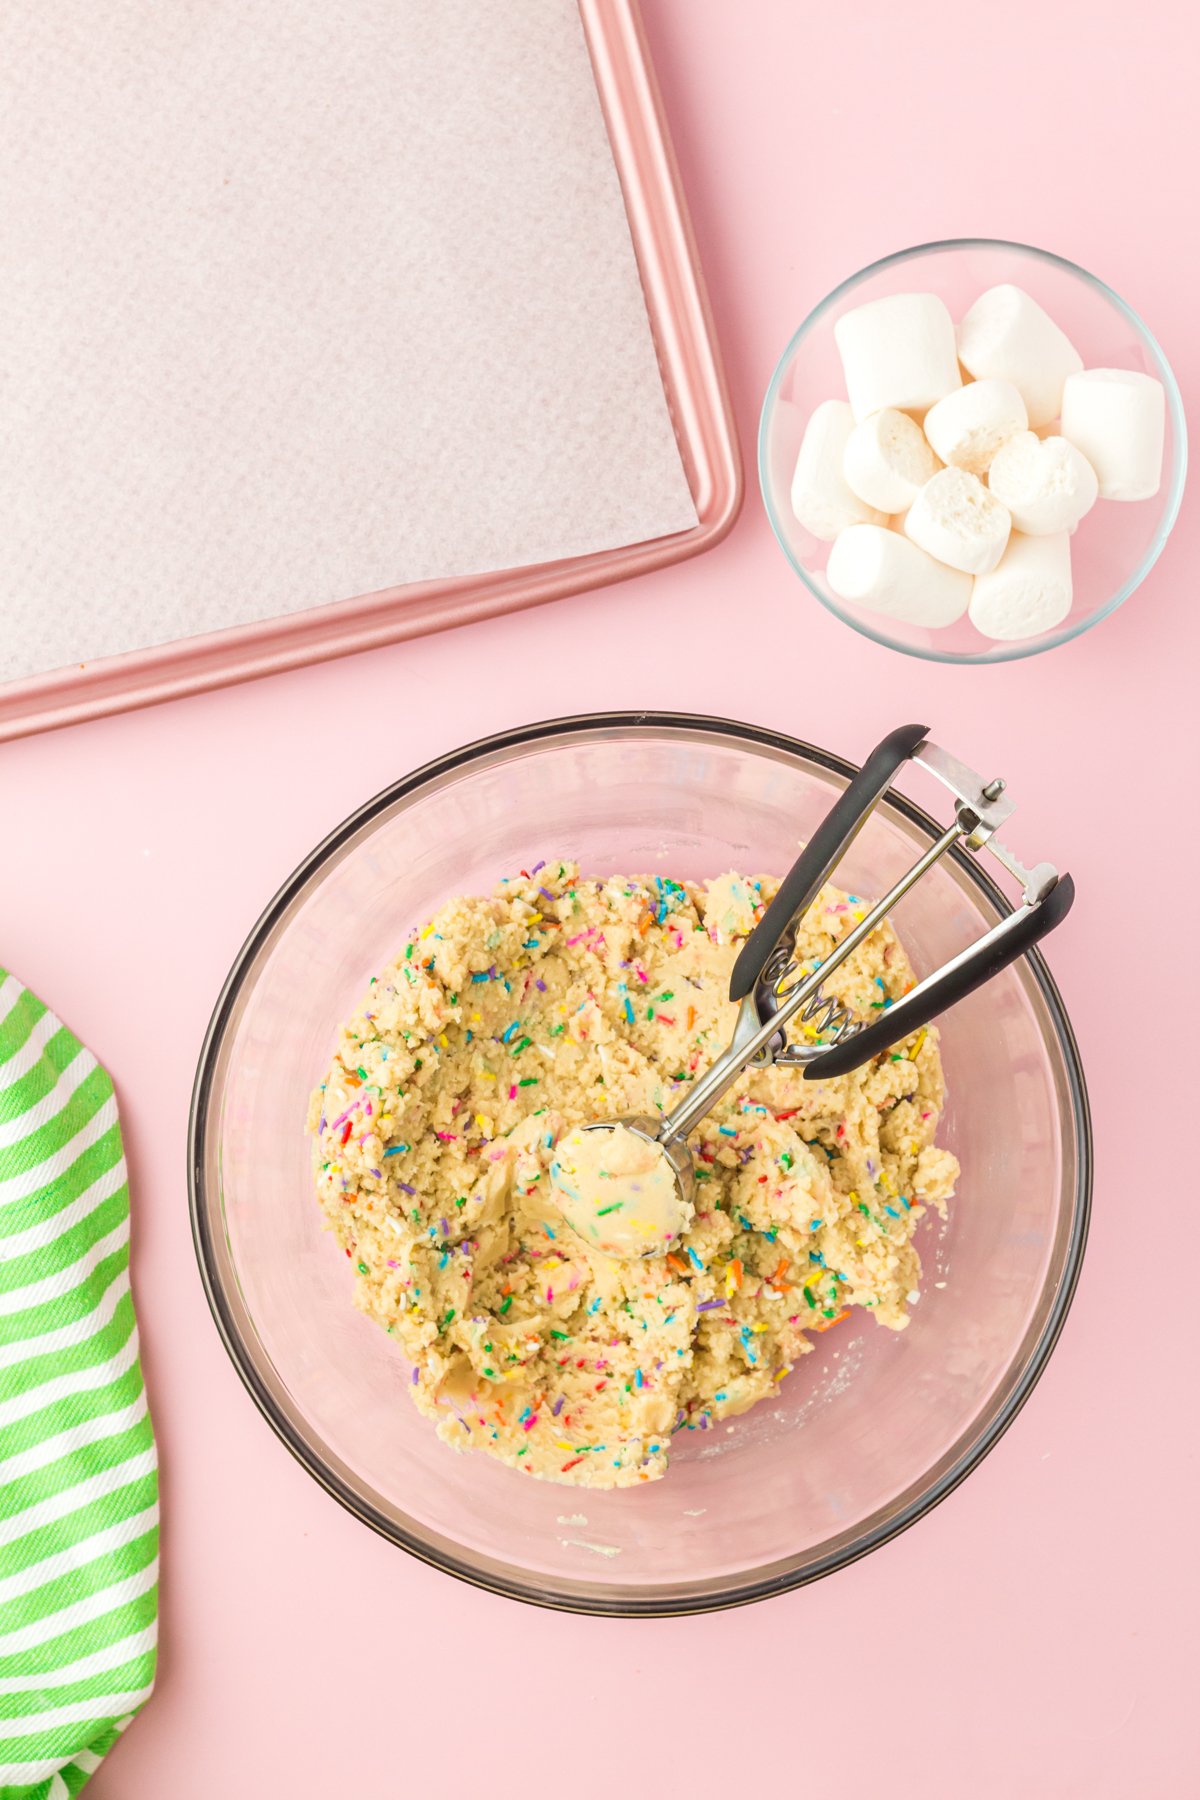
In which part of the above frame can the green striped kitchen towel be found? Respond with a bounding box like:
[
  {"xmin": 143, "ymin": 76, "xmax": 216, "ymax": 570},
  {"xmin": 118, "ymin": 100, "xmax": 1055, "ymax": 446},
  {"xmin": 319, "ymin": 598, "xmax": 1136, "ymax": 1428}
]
[{"xmin": 0, "ymin": 968, "xmax": 157, "ymax": 1800}]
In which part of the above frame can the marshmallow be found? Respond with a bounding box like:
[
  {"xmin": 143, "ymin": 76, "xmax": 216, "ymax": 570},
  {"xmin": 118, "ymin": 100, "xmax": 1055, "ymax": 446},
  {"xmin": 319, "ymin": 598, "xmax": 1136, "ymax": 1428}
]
[
  {"xmin": 987, "ymin": 430, "xmax": 1098, "ymax": 534},
  {"xmin": 957, "ymin": 286, "xmax": 1083, "ymax": 428},
  {"xmin": 790, "ymin": 399, "xmax": 887, "ymax": 540},
  {"xmin": 904, "ymin": 467, "xmax": 1011, "ymax": 574},
  {"xmin": 1060, "ymin": 368, "xmax": 1165, "ymax": 500},
  {"xmin": 843, "ymin": 408, "xmax": 940, "ymax": 514},
  {"xmin": 969, "ymin": 532, "xmax": 1073, "ymax": 641},
  {"xmin": 923, "ymin": 378, "xmax": 1027, "ymax": 475},
  {"xmin": 834, "ymin": 292, "xmax": 961, "ymax": 421},
  {"xmin": 827, "ymin": 524, "xmax": 972, "ymax": 627}
]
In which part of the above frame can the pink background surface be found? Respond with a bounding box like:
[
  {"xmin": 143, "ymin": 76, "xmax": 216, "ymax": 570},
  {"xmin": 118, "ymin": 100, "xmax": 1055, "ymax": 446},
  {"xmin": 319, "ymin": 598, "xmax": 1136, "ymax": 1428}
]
[{"xmin": 1, "ymin": 2, "xmax": 1196, "ymax": 1794}]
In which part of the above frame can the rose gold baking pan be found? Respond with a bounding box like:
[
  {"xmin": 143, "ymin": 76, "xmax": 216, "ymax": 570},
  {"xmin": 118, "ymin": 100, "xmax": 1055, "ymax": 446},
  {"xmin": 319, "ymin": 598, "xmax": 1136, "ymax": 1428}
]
[{"xmin": 0, "ymin": 0, "xmax": 741, "ymax": 744}]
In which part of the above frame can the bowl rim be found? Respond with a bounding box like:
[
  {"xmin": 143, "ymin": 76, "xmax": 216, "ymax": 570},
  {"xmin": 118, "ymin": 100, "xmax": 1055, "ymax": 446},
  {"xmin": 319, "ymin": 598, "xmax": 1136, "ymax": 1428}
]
[
  {"xmin": 758, "ymin": 235, "xmax": 1188, "ymax": 665},
  {"xmin": 189, "ymin": 710, "xmax": 1093, "ymax": 1616}
]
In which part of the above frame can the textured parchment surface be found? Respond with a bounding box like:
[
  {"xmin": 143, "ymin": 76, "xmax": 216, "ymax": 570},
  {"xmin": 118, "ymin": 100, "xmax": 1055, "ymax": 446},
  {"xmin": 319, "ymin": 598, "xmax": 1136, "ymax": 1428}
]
[{"xmin": 0, "ymin": 0, "xmax": 697, "ymax": 682}]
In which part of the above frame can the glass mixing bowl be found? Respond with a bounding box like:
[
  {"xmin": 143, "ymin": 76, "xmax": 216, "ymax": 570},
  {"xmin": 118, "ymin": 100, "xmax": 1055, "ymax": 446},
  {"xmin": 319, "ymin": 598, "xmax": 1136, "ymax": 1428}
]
[
  {"xmin": 190, "ymin": 714, "xmax": 1091, "ymax": 1614},
  {"xmin": 759, "ymin": 238, "xmax": 1187, "ymax": 663}
]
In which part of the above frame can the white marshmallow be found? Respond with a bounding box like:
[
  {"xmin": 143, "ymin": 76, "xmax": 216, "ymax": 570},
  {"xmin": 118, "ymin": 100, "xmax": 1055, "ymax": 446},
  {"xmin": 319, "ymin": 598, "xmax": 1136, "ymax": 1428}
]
[
  {"xmin": 957, "ymin": 286, "xmax": 1083, "ymax": 428},
  {"xmin": 969, "ymin": 532, "xmax": 1073, "ymax": 641},
  {"xmin": 827, "ymin": 524, "xmax": 972, "ymax": 627},
  {"xmin": 1060, "ymin": 368, "xmax": 1165, "ymax": 500},
  {"xmin": 834, "ymin": 292, "xmax": 961, "ymax": 422},
  {"xmin": 987, "ymin": 430, "xmax": 1098, "ymax": 535},
  {"xmin": 923, "ymin": 378, "xmax": 1027, "ymax": 475},
  {"xmin": 904, "ymin": 467, "xmax": 1011, "ymax": 574},
  {"xmin": 790, "ymin": 399, "xmax": 887, "ymax": 540},
  {"xmin": 842, "ymin": 408, "xmax": 939, "ymax": 514}
]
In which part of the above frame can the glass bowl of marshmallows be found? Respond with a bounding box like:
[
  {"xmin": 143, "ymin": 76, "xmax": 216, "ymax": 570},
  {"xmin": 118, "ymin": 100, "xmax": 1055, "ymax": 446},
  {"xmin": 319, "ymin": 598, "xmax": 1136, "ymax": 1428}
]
[{"xmin": 759, "ymin": 239, "xmax": 1186, "ymax": 662}]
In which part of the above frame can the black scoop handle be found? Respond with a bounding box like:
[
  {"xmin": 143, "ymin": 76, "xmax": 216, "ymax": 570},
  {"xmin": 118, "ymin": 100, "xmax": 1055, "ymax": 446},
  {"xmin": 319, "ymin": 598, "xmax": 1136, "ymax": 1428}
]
[
  {"xmin": 802, "ymin": 873, "xmax": 1076, "ymax": 1080},
  {"xmin": 730, "ymin": 722, "xmax": 930, "ymax": 1004}
]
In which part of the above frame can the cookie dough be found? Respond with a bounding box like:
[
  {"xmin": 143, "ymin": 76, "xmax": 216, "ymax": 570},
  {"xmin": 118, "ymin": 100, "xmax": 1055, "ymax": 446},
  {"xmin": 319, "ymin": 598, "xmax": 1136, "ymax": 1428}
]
[
  {"xmin": 550, "ymin": 1123, "xmax": 693, "ymax": 1260},
  {"xmin": 309, "ymin": 863, "xmax": 959, "ymax": 1490}
]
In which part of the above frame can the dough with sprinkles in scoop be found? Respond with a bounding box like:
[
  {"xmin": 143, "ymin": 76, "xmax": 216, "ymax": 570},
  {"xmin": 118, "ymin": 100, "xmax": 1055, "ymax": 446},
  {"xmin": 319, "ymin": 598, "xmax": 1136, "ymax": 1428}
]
[
  {"xmin": 550, "ymin": 1123, "xmax": 692, "ymax": 1259},
  {"xmin": 308, "ymin": 864, "xmax": 960, "ymax": 1489}
]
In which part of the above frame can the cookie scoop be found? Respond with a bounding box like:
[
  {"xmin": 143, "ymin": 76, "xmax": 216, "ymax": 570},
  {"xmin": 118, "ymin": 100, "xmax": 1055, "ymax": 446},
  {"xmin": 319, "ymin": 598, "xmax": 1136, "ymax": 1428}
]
[
  {"xmin": 551, "ymin": 726, "xmax": 1074, "ymax": 1261},
  {"xmin": 550, "ymin": 1122, "xmax": 694, "ymax": 1259}
]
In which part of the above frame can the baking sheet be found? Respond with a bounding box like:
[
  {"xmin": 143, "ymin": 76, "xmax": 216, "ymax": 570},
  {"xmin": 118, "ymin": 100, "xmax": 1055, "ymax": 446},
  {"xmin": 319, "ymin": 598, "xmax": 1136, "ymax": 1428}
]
[{"xmin": 0, "ymin": 0, "xmax": 699, "ymax": 685}]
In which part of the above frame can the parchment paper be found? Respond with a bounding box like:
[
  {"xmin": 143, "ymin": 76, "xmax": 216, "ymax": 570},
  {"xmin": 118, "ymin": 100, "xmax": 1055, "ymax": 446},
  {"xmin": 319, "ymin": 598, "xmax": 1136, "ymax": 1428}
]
[{"xmin": 0, "ymin": 0, "xmax": 698, "ymax": 683}]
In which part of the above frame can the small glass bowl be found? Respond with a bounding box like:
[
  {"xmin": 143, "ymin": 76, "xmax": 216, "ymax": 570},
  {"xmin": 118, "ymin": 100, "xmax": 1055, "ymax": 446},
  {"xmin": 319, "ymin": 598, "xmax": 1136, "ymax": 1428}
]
[
  {"xmin": 190, "ymin": 715, "xmax": 1091, "ymax": 1615},
  {"xmin": 759, "ymin": 238, "xmax": 1187, "ymax": 663}
]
